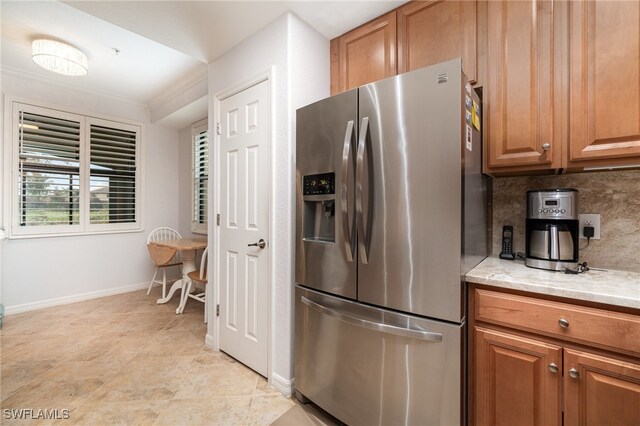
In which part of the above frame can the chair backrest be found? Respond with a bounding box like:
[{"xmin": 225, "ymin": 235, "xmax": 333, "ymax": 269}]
[
  {"xmin": 147, "ymin": 227, "xmax": 182, "ymax": 244},
  {"xmin": 147, "ymin": 243, "xmax": 178, "ymax": 266},
  {"xmin": 198, "ymin": 247, "xmax": 208, "ymax": 281}
]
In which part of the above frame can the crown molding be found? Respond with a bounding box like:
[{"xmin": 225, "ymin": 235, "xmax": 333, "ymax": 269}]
[
  {"xmin": 147, "ymin": 67, "xmax": 208, "ymax": 112},
  {"xmin": 0, "ymin": 65, "xmax": 148, "ymax": 109}
]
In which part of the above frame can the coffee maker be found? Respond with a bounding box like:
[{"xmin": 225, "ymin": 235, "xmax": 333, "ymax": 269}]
[{"xmin": 525, "ymin": 189, "xmax": 579, "ymax": 271}]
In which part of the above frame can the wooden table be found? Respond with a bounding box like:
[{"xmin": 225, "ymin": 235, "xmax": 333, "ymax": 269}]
[{"xmin": 153, "ymin": 238, "xmax": 207, "ymax": 314}]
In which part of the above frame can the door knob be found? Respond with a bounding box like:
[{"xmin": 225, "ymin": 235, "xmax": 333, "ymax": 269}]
[
  {"xmin": 548, "ymin": 363, "xmax": 559, "ymax": 373},
  {"xmin": 558, "ymin": 318, "xmax": 569, "ymax": 328},
  {"xmin": 248, "ymin": 239, "xmax": 266, "ymax": 249},
  {"xmin": 568, "ymin": 368, "xmax": 580, "ymax": 379},
  {"xmin": 542, "ymin": 143, "xmax": 551, "ymax": 151}
]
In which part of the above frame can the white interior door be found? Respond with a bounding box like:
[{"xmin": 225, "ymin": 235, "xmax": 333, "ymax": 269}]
[{"xmin": 218, "ymin": 79, "xmax": 270, "ymax": 376}]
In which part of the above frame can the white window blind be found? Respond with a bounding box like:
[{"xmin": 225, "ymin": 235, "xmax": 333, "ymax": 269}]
[
  {"xmin": 9, "ymin": 100, "xmax": 142, "ymax": 238},
  {"xmin": 18, "ymin": 111, "xmax": 81, "ymax": 226},
  {"xmin": 89, "ymin": 124, "xmax": 137, "ymax": 224},
  {"xmin": 192, "ymin": 120, "xmax": 208, "ymax": 233}
]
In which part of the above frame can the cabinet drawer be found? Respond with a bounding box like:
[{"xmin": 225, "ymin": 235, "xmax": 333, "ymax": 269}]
[{"xmin": 474, "ymin": 289, "xmax": 640, "ymax": 356}]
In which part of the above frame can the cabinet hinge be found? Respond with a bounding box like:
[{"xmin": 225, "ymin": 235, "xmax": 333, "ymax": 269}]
[
  {"xmin": 216, "ymin": 213, "xmax": 220, "ymax": 226},
  {"xmin": 216, "ymin": 304, "xmax": 220, "ymax": 317},
  {"xmin": 216, "ymin": 122, "xmax": 221, "ymax": 136}
]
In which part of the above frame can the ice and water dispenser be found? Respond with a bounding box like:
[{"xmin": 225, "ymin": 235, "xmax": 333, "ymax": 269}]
[{"xmin": 302, "ymin": 172, "xmax": 335, "ymax": 243}]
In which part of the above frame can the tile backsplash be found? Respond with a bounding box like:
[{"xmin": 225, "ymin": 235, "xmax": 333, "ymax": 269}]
[{"xmin": 492, "ymin": 169, "xmax": 640, "ymax": 272}]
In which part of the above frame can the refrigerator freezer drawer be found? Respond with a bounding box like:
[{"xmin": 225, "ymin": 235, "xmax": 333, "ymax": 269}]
[{"xmin": 294, "ymin": 286, "xmax": 463, "ymax": 426}]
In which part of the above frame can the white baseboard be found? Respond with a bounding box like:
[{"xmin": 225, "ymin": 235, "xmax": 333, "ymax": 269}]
[
  {"xmin": 271, "ymin": 372, "xmax": 294, "ymax": 396},
  {"xmin": 4, "ymin": 282, "xmax": 150, "ymax": 315},
  {"xmin": 204, "ymin": 333, "xmax": 217, "ymax": 350}
]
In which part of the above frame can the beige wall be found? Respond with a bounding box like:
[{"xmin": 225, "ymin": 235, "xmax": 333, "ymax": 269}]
[{"xmin": 491, "ymin": 170, "xmax": 640, "ymax": 272}]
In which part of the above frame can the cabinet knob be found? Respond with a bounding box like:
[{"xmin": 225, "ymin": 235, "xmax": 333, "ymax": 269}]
[
  {"xmin": 548, "ymin": 363, "xmax": 559, "ymax": 373},
  {"xmin": 542, "ymin": 143, "xmax": 551, "ymax": 151},
  {"xmin": 558, "ymin": 318, "xmax": 569, "ymax": 328},
  {"xmin": 568, "ymin": 368, "xmax": 580, "ymax": 379}
]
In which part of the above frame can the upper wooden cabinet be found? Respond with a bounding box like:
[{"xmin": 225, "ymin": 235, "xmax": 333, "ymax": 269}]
[
  {"xmin": 397, "ymin": 0, "xmax": 477, "ymax": 82},
  {"xmin": 567, "ymin": 0, "xmax": 640, "ymax": 167},
  {"xmin": 330, "ymin": 0, "xmax": 640, "ymax": 174},
  {"xmin": 483, "ymin": 0, "xmax": 640, "ymax": 174},
  {"xmin": 485, "ymin": 0, "xmax": 562, "ymax": 173},
  {"xmin": 330, "ymin": 1, "xmax": 479, "ymax": 95},
  {"xmin": 334, "ymin": 11, "xmax": 397, "ymax": 94}
]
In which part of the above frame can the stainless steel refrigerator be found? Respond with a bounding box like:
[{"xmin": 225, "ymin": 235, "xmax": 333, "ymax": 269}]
[{"xmin": 294, "ymin": 59, "xmax": 488, "ymax": 425}]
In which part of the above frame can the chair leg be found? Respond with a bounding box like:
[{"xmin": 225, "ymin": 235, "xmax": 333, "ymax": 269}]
[
  {"xmin": 147, "ymin": 268, "xmax": 159, "ymax": 295},
  {"xmin": 162, "ymin": 269, "xmax": 167, "ymax": 299}
]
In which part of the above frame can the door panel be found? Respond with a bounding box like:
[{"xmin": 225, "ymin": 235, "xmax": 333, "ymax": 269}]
[
  {"xmin": 568, "ymin": 0, "xmax": 640, "ymax": 164},
  {"xmin": 357, "ymin": 61, "xmax": 464, "ymax": 322},
  {"xmin": 486, "ymin": 0, "xmax": 561, "ymax": 171},
  {"xmin": 338, "ymin": 11, "xmax": 397, "ymax": 93},
  {"xmin": 564, "ymin": 349, "xmax": 640, "ymax": 426},
  {"xmin": 219, "ymin": 80, "xmax": 269, "ymax": 376},
  {"xmin": 474, "ymin": 327, "xmax": 562, "ymax": 426},
  {"xmin": 295, "ymin": 89, "xmax": 357, "ymax": 299},
  {"xmin": 398, "ymin": 0, "xmax": 477, "ymax": 83},
  {"xmin": 295, "ymin": 286, "xmax": 462, "ymax": 426}
]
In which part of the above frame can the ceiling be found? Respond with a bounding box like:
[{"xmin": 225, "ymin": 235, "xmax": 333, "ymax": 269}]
[
  {"xmin": 64, "ymin": 1, "xmax": 406, "ymax": 63},
  {"xmin": 1, "ymin": 0, "xmax": 405, "ymax": 127}
]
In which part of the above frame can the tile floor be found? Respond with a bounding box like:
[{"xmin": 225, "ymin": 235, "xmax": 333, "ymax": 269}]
[{"xmin": 0, "ymin": 287, "xmax": 296, "ymax": 425}]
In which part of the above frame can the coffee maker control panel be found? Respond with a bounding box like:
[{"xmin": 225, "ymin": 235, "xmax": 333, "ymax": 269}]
[{"xmin": 527, "ymin": 190, "xmax": 578, "ymax": 220}]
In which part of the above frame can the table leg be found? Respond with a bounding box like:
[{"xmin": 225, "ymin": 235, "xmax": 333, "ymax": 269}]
[
  {"xmin": 157, "ymin": 250, "xmax": 196, "ymax": 306},
  {"xmin": 157, "ymin": 279, "xmax": 184, "ymax": 304},
  {"xmin": 156, "ymin": 248, "xmax": 198, "ymax": 313},
  {"xmin": 177, "ymin": 279, "xmax": 192, "ymax": 314}
]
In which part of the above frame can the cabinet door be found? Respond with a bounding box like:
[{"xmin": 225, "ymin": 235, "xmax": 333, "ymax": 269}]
[
  {"xmin": 568, "ymin": 0, "xmax": 640, "ymax": 166},
  {"xmin": 564, "ymin": 349, "xmax": 640, "ymax": 426},
  {"xmin": 397, "ymin": 0, "xmax": 476, "ymax": 83},
  {"xmin": 475, "ymin": 327, "xmax": 562, "ymax": 426},
  {"xmin": 336, "ymin": 11, "xmax": 396, "ymax": 94},
  {"xmin": 485, "ymin": 0, "xmax": 562, "ymax": 172}
]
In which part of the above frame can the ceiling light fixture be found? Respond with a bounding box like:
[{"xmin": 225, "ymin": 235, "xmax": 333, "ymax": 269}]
[{"xmin": 32, "ymin": 39, "xmax": 88, "ymax": 77}]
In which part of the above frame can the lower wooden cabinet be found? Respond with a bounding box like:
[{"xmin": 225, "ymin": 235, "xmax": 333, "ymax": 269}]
[
  {"xmin": 475, "ymin": 327, "xmax": 562, "ymax": 426},
  {"xmin": 470, "ymin": 286, "xmax": 640, "ymax": 425},
  {"xmin": 564, "ymin": 349, "xmax": 640, "ymax": 425}
]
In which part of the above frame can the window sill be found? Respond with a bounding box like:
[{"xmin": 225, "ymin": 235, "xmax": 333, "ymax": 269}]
[{"xmin": 7, "ymin": 228, "xmax": 145, "ymax": 240}]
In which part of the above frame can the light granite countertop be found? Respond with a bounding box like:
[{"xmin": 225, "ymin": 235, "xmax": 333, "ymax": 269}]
[{"xmin": 466, "ymin": 257, "xmax": 640, "ymax": 310}]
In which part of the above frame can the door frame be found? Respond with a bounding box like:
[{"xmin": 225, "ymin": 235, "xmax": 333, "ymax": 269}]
[{"xmin": 208, "ymin": 68, "xmax": 274, "ymax": 380}]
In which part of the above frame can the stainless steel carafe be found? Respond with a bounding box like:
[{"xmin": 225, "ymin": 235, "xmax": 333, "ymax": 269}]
[{"xmin": 525, "ymin": 189, "xmax": 579, "ymax": 271}]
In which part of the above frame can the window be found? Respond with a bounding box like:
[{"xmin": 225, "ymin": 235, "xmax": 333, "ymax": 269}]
[
  {"xmin": 89, "ymin": 120, "xmax": 138, "ymax": 225},
  {"xmin": 18, "ymin": 109, "xmax": 82, "ymax": 228},
  {"xmin": 7, "ymin": 100, "xmax": 142, "ymax": 237},
  {"xmin": 191, "ymin": 119, "xmax": 208, "ymax": 234}
]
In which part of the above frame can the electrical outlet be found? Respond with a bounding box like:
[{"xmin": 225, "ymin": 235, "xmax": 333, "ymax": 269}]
[{"xmin": 579, "ymin": 213, "xmax": 601, "ymax": 240}]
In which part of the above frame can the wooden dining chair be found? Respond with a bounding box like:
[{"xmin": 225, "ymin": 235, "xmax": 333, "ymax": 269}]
[
  {"xmin": 146, "ymin": 227, "xmax": 183, "ymax": 298},
  {"xmin": 180, "ymin": 247, "xmax": 208, "ymax": 322}
]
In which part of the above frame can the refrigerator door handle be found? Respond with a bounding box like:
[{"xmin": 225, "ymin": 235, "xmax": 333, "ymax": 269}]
[
  {"xmin": 341, "ymin": 120, "xmax": 355, "ymax": 262},
  {"xmin": 356, "ymin": 116, "xmax": 370, "ymax": 264},
  {"xmin": 301, "ymin": 296, "xmax": 443, "ymax": 342}
]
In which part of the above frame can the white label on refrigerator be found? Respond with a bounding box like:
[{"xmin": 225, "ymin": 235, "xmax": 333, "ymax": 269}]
[{"xmin": 466, "ymin": 125, "xmax": 473, "ymax": 151}]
